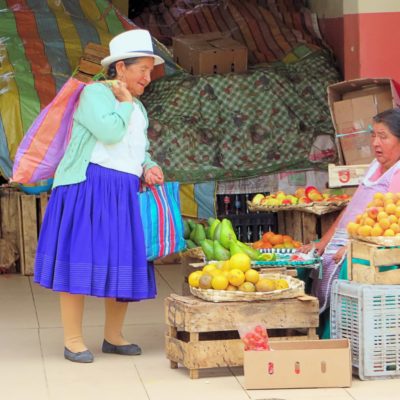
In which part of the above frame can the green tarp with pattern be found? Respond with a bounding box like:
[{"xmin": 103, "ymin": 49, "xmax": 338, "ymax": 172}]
[{"xmin": 141, "ymin": 45, "xmax": 341, "ymax": 183}]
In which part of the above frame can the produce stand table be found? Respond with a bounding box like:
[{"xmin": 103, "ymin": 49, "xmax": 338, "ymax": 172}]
[{"xmin": 165, "ymin": 293, "xmax": 319, "ymax": 378}]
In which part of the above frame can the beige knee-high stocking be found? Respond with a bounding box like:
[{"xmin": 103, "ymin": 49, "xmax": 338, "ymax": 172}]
[
  {"xmin": 59, "ymin": 292, "xmax": 87, "ymax": 353},
  {"xmin": 104, "ymin": 298, "xmax": 130, "ymax": 346}
]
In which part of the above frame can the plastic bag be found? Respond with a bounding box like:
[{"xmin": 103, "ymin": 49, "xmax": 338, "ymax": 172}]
[{"xmin": 238, "ymin": 323, "xmax": 270, "ymax": 351}]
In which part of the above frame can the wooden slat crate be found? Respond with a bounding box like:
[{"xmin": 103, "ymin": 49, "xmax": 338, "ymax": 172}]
[
  {"xmin": 0, "ymin": 189, "xmax": 20, "ymax": 251},
  {"xmin": 165, "ymin": 293, "xmax": 319, "ymax": 378},
  {"xmin": 348, "ymin": 239, "xmax": 400, "ymax": 284},
  {"xmin": 74, "ymin": 42, "xmax": 108, "ymax": 83},
  {"xmin": 0, "ymin": 188, "xmax": 50, "ymax": 275},
  {"xmin": 277, "ymin": 210, "xmax": 340, "ymax": 244}
]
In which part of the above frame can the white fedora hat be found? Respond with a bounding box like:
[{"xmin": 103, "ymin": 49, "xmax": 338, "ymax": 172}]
[{"xmin": 101, "ymin": 29, "xmax": 164, "ymax": 68}]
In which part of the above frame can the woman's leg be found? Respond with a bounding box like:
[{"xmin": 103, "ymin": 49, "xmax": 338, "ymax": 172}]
[
  {"xmin": 104, "ymin": 298, "xmax": 130, "ymax": 345},
  {"xmin": 59, "ymin": 292, "xmax": 87, "ymax": 352}
]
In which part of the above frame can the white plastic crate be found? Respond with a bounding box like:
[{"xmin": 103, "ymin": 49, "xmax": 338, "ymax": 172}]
[{"xmin": 331, "ymin": 279, "xmax": 400, "ymax": 380}]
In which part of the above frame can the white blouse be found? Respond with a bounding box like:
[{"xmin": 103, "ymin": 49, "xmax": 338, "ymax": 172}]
[{"xmin": 90, "ymin": 99, "xmax": 147, "ymax": 177}]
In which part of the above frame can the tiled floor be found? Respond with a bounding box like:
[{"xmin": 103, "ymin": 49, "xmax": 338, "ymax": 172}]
[{"xmin": 1, "ymin": 263, "xmax": 400, "ymax": 400}]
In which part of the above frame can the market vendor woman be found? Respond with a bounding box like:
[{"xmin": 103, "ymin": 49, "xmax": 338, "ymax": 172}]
[
  {"xmin": 300, "ymin": 108, "xmax": 400, "ymax": 337},
  {"xmin": 34, "ymin": 29, "xmax": 164, "ymax": 363}
]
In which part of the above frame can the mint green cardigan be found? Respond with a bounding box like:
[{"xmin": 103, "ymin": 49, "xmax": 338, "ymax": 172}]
[{"xmin": 52, "ymin": 83, "xmax": 158, "ymax": 189}]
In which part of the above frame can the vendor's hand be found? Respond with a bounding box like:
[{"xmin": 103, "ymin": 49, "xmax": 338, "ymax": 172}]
[
  {"xmin": 333, "ymin": 245, "xmax": 347, "ymax": 264},
  {"xmin": 110, "ymin": 80, "xmax": 133, "ymax": 103},
  {"xmin": 144, "ymin": 166, "xmax": 164, "ymax": 185},
  {"xmin": 298, "ymin": 241, "xmax": 325, "ymax": 256}
]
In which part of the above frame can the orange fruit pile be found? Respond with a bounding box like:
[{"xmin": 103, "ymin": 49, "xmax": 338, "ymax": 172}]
[
  {"xmin": 347, "ymin": 192, "xmax": 400, "ymax": 237},
  {"xmin": 252, "ymin": 231, "xmax": 302, "ymax": 249}
]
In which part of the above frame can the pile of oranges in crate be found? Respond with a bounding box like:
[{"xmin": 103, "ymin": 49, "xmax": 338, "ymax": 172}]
[
  {"xmin": 347, "ymin": 192, "xmax": 400, "ymax": 237},
  {"xmin": 252, "ymin": 231, "xmax": 302, "ymax": 249}
]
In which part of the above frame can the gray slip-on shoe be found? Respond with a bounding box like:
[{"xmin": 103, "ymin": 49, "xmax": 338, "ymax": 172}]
[
  {"xmin": 64, "ymin": 347, "xmax": 94, "ymax": 363},
  {"xmin": 102, "ymin": 339, "xmax": 142, "ymax": 355}
]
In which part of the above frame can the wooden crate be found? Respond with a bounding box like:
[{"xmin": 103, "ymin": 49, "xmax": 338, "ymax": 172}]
[
  {"xmin": 0, "ymin": 188, "xmax": 49, "ymax": 275},
  {"xmin": 0, "ymin": 189, "xmax": 20, "ymax": 252},
  {"xmin": 277, "ymin": 210, "xmax": 340, "ymax": 244},
  {"xmin": 348, "ymin": 239, "xmax": 400, "ymax": 284},
  {"xmin": 165, "ymin": 293, "xmax": 319, "ymax": 378}
]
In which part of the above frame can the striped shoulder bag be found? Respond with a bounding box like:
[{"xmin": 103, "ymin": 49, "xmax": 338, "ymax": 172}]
[{"xmin": 139, "ymin": 182, "xmax": 186, "ymax": 261}]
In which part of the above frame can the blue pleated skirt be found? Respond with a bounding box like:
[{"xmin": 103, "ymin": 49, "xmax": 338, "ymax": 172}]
[{"xmin": 34, "ymin": 163, "xmax": 156, "ymax": 301}]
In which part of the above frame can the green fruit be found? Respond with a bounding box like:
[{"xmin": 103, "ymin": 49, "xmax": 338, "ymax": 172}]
[
  {"xmin": 187, "ymin": 219, "xmax": 196, "ymax": 232},
  {"xmin": 208, "ymin": 217, "xmax": 216, "ymax": 226},
  {"xmin": 209, "ymin": 218, "xmax": 221, "ymax": 240},
  {"xmin": 235, "ymin": 241, "xmax": 262, "ymax": 260},
  {"xmin": 183, "ymin": 220, "xmax": 190, "ymax": 239},
  {"xmin": 205, "ymin": 226, "xmax": 211, "ymax": 239},
  {"xmin": 185, "ymin": 239, "xmax": 197, "ymax": 249},
  {"xmin": 229, "ymin": 241, "xmax": 246, "ymax": 256},
  {"xmin": 200, "ymin": 239, "xmax": 215, "ymax": 260},
  {"xmin": 219, "ymin": 218, "xmax": 237, "ymax": 249},
  {"xmin": 214, "ymin": 222, "xmax": 222, "ymax": 242},
  {"xmin": 189, "ymin": 227, "xmax": 196, "ymax": 241},
  {"xmin": 213, "ymin": 240, "xmax": 230, "ymax": 261},
  {"xmin": 193, "ymin": 224, "xmax": 206, "ymax": 246}
]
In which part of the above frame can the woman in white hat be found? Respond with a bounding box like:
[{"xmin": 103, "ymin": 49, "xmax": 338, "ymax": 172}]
[{"xmin": 34, "ymin": 29, "xmax": 164, "ymax": 363}]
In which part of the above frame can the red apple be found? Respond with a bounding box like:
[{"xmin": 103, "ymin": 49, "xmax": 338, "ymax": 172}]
[
  {"xmin": 305, "ymin": 186, "xmax": 318, "ymax": 197},
  {"xmin": 307, "ymin": 189, "xmax": 324, "ymax": 202},
  {"xmin": 282, "ymin": 198, "xmax": 293, "ymax": 205},
  {"xmin": 298, "ymin": 196, "xmax": 312, "ymax": 204}
]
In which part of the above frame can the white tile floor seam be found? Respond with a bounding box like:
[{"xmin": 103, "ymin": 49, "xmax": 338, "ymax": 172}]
[{"xmin": 1, "ymin": 265, "xmax": 400, "ymax": 400}]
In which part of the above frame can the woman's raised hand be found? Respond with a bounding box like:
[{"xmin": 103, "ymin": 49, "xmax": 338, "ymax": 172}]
[{"xmin": 110, "ymin": 80, "xmax": 133, "ymax": 103}]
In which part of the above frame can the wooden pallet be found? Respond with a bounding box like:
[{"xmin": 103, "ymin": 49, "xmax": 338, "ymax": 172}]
[
  {"xmin": 348, "ymin": 239, "xmax": 400, "ymax": 284},
  {"xmin": 165, "ymin": 293, "xmax": 319, "ymax": 378},
  {"xmin": 277, "ymin": 209, "xmax": 340, "ymax": 244},
  {"xmin": 0, "ymin": 188, "xmax": 50, "ymax": 275}
]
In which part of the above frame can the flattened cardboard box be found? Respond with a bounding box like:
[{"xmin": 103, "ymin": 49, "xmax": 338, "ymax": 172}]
[
  {"xmin": 328, "ymin": 163, "xmax": 369, "ymax": 188},
  {"xmin": 173, "ymin": 32, "xmax": 247, "ymax": 75},
  {"xmin": 327, "ymin": 78, "xmax": 400, "ymax": 165},
  {"xmin": 244, "ymin": 339, "xmax": 352, "ymax": 389}
]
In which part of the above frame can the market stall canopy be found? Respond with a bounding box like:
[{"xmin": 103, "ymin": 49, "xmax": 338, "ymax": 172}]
[
  {"xmin": 0, "ymin": 0, "xmax": 174, "ymax": 179},
  {"xmin": 0, "ymin": 0, "xmax": 340, "ymax": 183}
]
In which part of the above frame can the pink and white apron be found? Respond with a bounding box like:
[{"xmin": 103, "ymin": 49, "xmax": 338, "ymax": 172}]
[{"xmin": 313, "ymin": 159, "xmax": 400, "ymax": 312}]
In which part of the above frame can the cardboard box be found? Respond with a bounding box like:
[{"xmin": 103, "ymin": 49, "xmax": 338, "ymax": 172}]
[
  {"xmin": 328, "ymin": 163, "xmax": 369, "ymax": 188},
  {"xmin": 327, "ymin": 78, "xmax": 400, "ymax": 165},
  {"xmin": 244, "ymin": 339, "xmax": 352, "ymax": 389},
  {"xmin": 173, "ymin": 33, "xmax": 247, "ymax": 75}
]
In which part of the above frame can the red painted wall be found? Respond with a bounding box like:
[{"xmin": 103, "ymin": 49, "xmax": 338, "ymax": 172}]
[
  {"xmin": 320, "ymin": 11, "xmax": 400, "ymax": 83},
  {"xmin": 357, "ymin": 12, "xmax": 400, "ymax": 82}
]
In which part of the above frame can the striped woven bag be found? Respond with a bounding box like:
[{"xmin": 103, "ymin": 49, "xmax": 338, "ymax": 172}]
[
  {"xmin": 139, "ymin": 182, "xmax": 186, "ymax": 261},
  {"xmin": 12, "ymin": 77, "xmax": 86, "ymax": 184}
]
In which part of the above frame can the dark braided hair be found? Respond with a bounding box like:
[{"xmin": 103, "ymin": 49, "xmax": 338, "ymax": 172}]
[
  {"xmin": 373, "ymin": 109, "xmax": 400, "ymax": 139},
  {"xmin": 106, "ymin": 57, "xmax": 142, "ymax": 79}
]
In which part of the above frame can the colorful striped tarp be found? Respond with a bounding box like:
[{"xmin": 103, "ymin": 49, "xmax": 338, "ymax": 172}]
[{"xmin": 0, "ymin": 0, "xmax": 174, "ymax": 179}]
